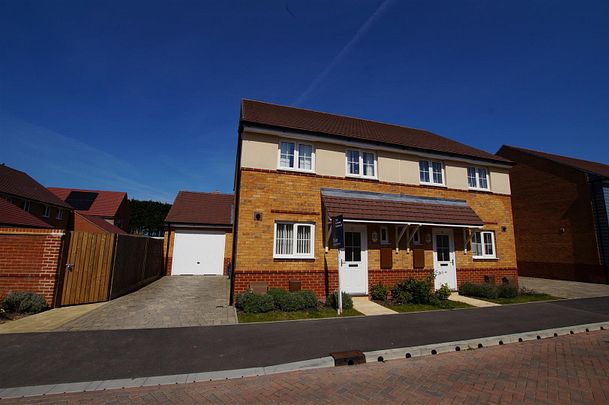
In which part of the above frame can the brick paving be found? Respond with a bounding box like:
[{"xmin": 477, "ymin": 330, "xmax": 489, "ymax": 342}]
[
  {"xmin": 57, "ymin": 276, "xmax": 237, "ymax": 331},
  {"xmin": 5, "ymin": 329, "xmax": 608, "ymax": 404},
  {"xmin": 520, "ymin": 277, "xmax": 609, "ymax": 299}
]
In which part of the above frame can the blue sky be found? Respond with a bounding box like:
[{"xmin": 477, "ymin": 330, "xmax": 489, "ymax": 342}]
[{"xmin": 1, "ymin": 1, "xmax": 608, "ymax": 202}]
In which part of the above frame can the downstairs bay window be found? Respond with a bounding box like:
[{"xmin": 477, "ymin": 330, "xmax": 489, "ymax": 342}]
[
  {"xmin": 472, "ymin": 231, "xmax": 496, "ymax": 259},
  {"xmin": 274, "ymin": 222, "xmax": 315, "ymax": 259}
]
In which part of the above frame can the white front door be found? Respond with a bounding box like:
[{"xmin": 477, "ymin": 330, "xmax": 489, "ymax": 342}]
[
  {"xmin": 432, "ymin": 228, "xmax": 457, "ymax": 290},
  {"xmin": 171, "ymin": 230, "xmax": 226, "ymax": 275},
  {"xmin": 339, "ymin": 224, "xmax": 368, "ymax": 295}
]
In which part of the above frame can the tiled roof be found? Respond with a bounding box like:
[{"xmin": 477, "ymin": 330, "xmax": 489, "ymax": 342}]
[
  {"xmin": 0, "ymin": 198, "xmax": 52, "ymax": 228},
  {"xmin": 0, "ymin": 164, "xmax": 72, "ymax": 208},
  {"xmin": 165, "ymin": 191, "xmax": 234, "ymax": 226},
  {"xmin": 321, "ymin": 188, "xmax": 483, "ymax": 227},
  {"xmin": 79, "ymin": 213, "xmax": 128, "ymax": 234},
  {"xmin": 241, "ymin": 99, "xmax": 511, "ymax": 165},
  {"xmin": 499, "ymin": 145, "xmax": 609, "ymax": 179},
  {"xmin": 49, "ymin": 187, "xmax": 127, "ymax": 217}
]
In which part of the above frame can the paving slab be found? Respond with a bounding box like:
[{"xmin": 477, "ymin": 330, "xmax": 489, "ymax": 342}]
[
  {"xmin": 448, "ymin": 292, "xmax": 500, "ymax": 307},
  {"xmin": 352, "ymin": 297, "xmax": 397, "ymax": 315},
  {"xmin": 519, "ymin": 276, "xmax": 609, "ymax": 299},
  {"xmin": 0, "ymin": 302, "xmax": 105, "ymax": 334}
]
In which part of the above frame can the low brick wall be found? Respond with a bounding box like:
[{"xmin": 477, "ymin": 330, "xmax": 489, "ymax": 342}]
[
  {"xmin": 234, "ymin": 267, "xmax": 519, "ymax": 299},
  {"xmin": 0, "ymin": 228, "xmax": 65, "ymax": 307}
]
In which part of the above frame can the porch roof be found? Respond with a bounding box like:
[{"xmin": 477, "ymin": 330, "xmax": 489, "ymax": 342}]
[{"xmin": 321, "ymin": 188, "xmax": 484, "ymax": 228}]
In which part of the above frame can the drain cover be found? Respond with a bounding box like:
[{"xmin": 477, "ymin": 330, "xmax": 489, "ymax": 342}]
[{"xmin": 330, "ymin": 350, "xmax": 366, "ymax": 366}]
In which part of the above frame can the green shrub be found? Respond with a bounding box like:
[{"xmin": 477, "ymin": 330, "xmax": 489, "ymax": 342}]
[
  {"xmin": 436, "ymin": 284, "xmax": 452, "ymax": 300},
  {"xmin": 327, "ymin": 291, "xmax": 353, "ymax": 310},
  {"xmin": 1, "ymin": 292, "xmax": 48, "ymax": 314},
  {"xmin": 236, "ymin": 290, "xmax": 274, "ymax": 313},
  {"xmin": 370, "ymin": 283, "xmax": 388, "ymax": 301},
  {"xmin": 496, "ymin": 284, "xmax": 518, "ymax": 298},
  {"xmin": 392, "ymin": 278, "xmax": 433, "ymax": 304},
  {"xmin": 458, "ymin": 282, "xmax": 498, "ymax": 299},
  {"xmin": 276, "ymin": 290, "xmax": 318, "ymax": 311},
  {"xmin": 267, "ymin": 288, "xmax": 289, "ymax": 308},
  {"xmin": 390, "ymin": 287, "xmax": 413, "ymax": 304}
]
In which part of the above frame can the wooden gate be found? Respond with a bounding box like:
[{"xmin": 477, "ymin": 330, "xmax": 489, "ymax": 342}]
[{"xmin": 60, "ymin": 232, "xmax": 115, "ymax": 305}]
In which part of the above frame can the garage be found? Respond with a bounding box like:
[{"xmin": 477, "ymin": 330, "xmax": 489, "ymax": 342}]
[
  {"xmin": 164, "ymin": 191, "xmax": 234, "ymax": 277},
  {"xmin": 171, "ymin": 230, "xmax": 226, "ymax": 275}
]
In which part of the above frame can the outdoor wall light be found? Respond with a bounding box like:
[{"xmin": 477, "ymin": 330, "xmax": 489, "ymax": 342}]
[
  {"xmin": 559, "ymin": 227, "xmax": 566, "ymax": 234},
  {"xmin": 254, "ymin": 211, "xmax": 262, "ymax": 221},
  {"xmin": 501, "ymin": 226, "xmax": 507, "ymax": 232}
]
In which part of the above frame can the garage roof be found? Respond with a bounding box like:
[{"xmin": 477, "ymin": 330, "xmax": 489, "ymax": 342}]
[
  {"xmin": 165, "ymin": 191, "xmax": 234, "ymax": 226},
  {"xmin": 0, "ymin": 198, "xmax": 52, "ymax": 228}
]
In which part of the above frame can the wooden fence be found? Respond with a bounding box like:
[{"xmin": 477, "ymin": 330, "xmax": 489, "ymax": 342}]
[{"xmin": 59, "ymin": 232, "xmax": 163, "ymax": 306}]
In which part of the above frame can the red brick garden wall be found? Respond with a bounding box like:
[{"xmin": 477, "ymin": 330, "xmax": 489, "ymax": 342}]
[{"xmin": 0, "ymin": 228, "xmax": 65, "ymax": 307}]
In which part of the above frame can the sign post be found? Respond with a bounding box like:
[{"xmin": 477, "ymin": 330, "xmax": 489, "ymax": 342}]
[{"xmin": 331, "ymin": 215, "xmax": 344, "ymax": 314}]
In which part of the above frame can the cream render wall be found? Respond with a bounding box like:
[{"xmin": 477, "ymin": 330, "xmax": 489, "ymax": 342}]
[{"xmin": 240, "ymin": 131, "xmax": 511, "ymax": 195}]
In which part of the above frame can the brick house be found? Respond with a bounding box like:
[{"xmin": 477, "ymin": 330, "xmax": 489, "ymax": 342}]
[
  {"xmin": 164, "ymin": 191, "xmax": 233, "ymax": 276},
  {"xmin": 497, "ymin": 145, "xmax": 609, "ymax": 284},
  {"xmin": 49, "ymin": 187, "xmax": 130, "ymax": 232},
  {"xmin": 231, "ymin": 100, "xmax": 518, "ymax": 300}
]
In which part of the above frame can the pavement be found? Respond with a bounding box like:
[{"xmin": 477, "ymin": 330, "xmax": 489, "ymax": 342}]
[
  {"xmin": 352, "ymin": 297, "xmax": 397, "ymax": 315},
  {"xmin": 4, "ymin": 328, "xmax": 609, "ymax": 404},
  {"xmin": 1, "ymin": 296, "xmax": 608, "ymax": 389},
  {"xmin": 55, "ymin": 275, "xmax": 237, "ymax": 331},
  {"xmin": 0, "ymin": 302, "xmax": 104, "ymax": 334},
  {"xmin": 519, "ymin": 276, "xmax": 609, "ymax": 299},
  {"xmin": 448, "ymin": 292, "xmax": 500, "ymax": 307}
]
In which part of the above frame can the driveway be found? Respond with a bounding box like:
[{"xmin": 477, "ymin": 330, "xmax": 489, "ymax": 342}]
[
  {"xmin": 57, "ymin": 276, "xmax": 237, "ymax": 331},
  {"xmin": 520, "ymin": 276, "xmax": 609, "ymax": 299}
]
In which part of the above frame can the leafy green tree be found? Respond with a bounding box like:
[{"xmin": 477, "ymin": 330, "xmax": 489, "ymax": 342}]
[{"xmin": 128, "ymin": 199, "xmax": 171, "ymax": 236}]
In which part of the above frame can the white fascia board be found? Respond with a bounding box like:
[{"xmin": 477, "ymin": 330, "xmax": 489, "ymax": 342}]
[
  {"xmin": 342, "ymin": 218, "xmax": 483, "ymax": 229},
  {"xmin": 242, "ymin": 125, "xmax": 512, "ymax": 170}
]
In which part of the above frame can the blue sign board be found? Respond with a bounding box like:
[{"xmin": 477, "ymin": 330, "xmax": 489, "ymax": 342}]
[{"xmin": 332, "ymin": 215, "xmax": 344, "ymax": 248}]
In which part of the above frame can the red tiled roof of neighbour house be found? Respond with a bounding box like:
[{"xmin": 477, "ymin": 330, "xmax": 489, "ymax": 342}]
[
  {"xmin": 500, "ymin": 145, "xmax": 609, "ymax": 179},
  {"xmin": 240, "ymin": 99, "xmax": 512, "ymax": 165},
  {"xmin": 165, "ymin": 191, "xmax": 234, "ymax": 226},
  {"xmin": 321, "ymin": 189, "xmax": 484, "ymax": 227},
  {"xmin": 48, "ymin": 187, "xmax": 127, "ymax": 217},
  {"xmin": 79, "ymin": 213, "xmax": 128, "ymax": 234},
  {"xmin": 0, "ymin": 198, "xmax": 52, "ymax": 228},
  {"xmin": 0, "ymin": 164, "xmax": 72, "ymax": 208}
]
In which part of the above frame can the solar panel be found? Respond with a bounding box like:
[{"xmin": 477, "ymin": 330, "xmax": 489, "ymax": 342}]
[{"xmin": 66, "ymin": 191, "xmax": 98, "ymax": 210}]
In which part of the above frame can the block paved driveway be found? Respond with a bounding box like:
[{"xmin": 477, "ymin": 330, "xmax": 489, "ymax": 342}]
[
  {"xmin": 57, "ymin": 276, "xmax": 237, "ymax": 331},
  {"xmin": 7, "ymin": 329, "xmax": 609, "ymax": 404},
  {"xmin": 520, "ymin": 276, "xmax": 609, "ymax": 299}
]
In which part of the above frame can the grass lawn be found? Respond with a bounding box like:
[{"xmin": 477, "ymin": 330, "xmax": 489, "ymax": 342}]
[
  {"xmin": 482, "ymin": 293, "xmax": 560, "ymax": 305},
  {"xmin": 381, "ymin": 300, "xmax": 473, "ymax": 313},
  {"xmin": 238, "ymin": 307, "xmax": 362, "ymax": 323}
]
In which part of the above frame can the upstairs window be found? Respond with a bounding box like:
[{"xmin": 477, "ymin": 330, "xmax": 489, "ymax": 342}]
[
  {"xmin": 42, "ymin": 205, "xmax": 50, "ymax": 218},
  {"xmin": 56, "ymin": 209, "xmax": 63, "ymax": 220},
  {"xmin": 278, "ymin": 141, "xmax": 314, "ymax": 172},
  {"xmin": 346, "ymin": 150, "xmax": 376, "ymax": 179},
  {"xmin": 468, "ymin": 167, "xmax": 490, "ymax": 190},
  {"xmin": 472, "ymin": 231, "xmax": 496, "ymax": 259},
  {"xmin": 22, "ymin": 200, "xmax": 31, "ymax": 212},
  {"xmin": 419, "ymin": 160, "xmax": 444, "ymax": 186},
  {"xmin": 274, "ymin": 222, "xmax": 315, "ymax": 259}
]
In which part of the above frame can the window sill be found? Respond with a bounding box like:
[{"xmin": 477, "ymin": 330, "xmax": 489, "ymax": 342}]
[
  {"xmin": 419, "ymin": 182, "xmax": 446, "ymax": 188},
  {"xmin": 273, "ymin": 257, "xmax": 315, "ymax": 261},
  {"xmin": 468, "ymin": 187, "xmax": 491, "ymax": 193},
  {"xmin": 346, "ymin": 174, "xmax": 378, "ymax": 181},
  {"xmin": 277, "ymin": 167, "xmax": 316, "ymax": 175},
  {"xmin": 472, "ymin": 257, "xmax": 498, "ymax": 261}
]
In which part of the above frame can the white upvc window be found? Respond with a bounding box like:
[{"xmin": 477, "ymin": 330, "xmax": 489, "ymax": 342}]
[
  {"xmin": 42, "ymin": 205, "xmax": 50, "ymax": 218},
  {"xmin": 419, "ymin": 160, "xmax": 444, "ymax": 186},
  {"xmin": 22, "ymin": 200, "xmax": 31, "ymax": 212},
  {"xmin": 273, "ymin": 222, "xmax": 315, "ymax": 259},
  {"xmin": 380, "ymin": 226, "xmax": 389, "ymax": 245},
  {"xmin": 472, "ymin": 231, "xmax": 496, "ymax": 259},
  {"xmin": 468, "ymin": 167, "xmax": 490, "ymax": 191},
  {"xmin": 56, "ymin": 209, "xmax": 63, "ymax": 220},
  {"xmin": 346, "ymin": 149, "xmax": 377, "ymax": 179},
  {"xmin": 278, "ymin": 141, "xmax": 314, "ymax": 172}
]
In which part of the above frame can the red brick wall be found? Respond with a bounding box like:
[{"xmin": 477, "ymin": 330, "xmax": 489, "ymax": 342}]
[
  {"xmin": 497, "ymin": 146, "xmax": 602, "ymax": 283},
  {"xmin": 0, "ymin": 228, "xmax": 65, "ymax": 307}
]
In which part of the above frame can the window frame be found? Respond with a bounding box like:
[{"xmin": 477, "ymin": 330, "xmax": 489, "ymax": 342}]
[
  {"xmin": 277, "ymin": 140, "xmax": 315, "ymax": 173},
  {"xmin": 419, "ymin": 160, "xmax": 445, "ymax": 186},
  {"xmin": 472, "ymin": 230, "xmax": 497, "ymax": 259},
  {"xmin": 42, "ymin": 205, "xmax": 50, "ymax": 218},
  {"xmin": 467, "ymin": 166, "xmax": 491, "ymax": 191},
  {"xmin": 380, "ymin": 226, "xmax": 389, "ymax": 245},
  {"xmin": 273, "ymin": 222, "xmax": 315, "ymax": 259},
  {"xmin": 56, "ymin": 209, "xmax": 63, "ymax": 220},
  {"xmin": 22, "ymin": 200, "xmax": 31, "ymax": 212},
  {"xmin": 345, "ymin": 149, "xmax": 377, "ymax": 179}
]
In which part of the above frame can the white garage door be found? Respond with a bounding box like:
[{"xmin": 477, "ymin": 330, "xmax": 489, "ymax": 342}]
[{"xmin": 172, "ymin": 230, "xmax": 226, "ymax": 275}]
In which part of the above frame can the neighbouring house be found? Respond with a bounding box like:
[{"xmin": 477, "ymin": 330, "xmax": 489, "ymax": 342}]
[
  {"xmin": 164, "ymin": 191, "xmax": 234, "ymax": 276},
  {"xmin": 497, "ymin": 145, "xmax": 609, "ymax": 284},
  {"xmin": 231, "ymin": 100, "xmax": 518, "ymax": 300},
  {"xmin": 49, "ymin": 187, "xmax": 130, "ymax": 232},
  {"xmin": 0, "ymin": 164, "xmax": 73, "ymax": 305},
  {"xmin": 0, "ymin": 164, "xmax": 73, "ymax": 229}
]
